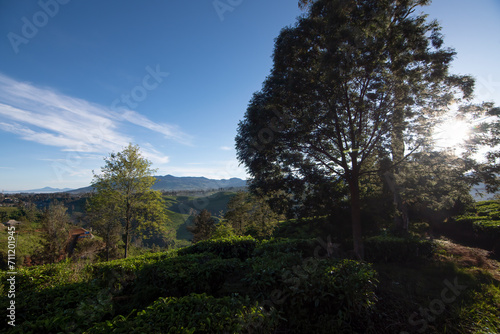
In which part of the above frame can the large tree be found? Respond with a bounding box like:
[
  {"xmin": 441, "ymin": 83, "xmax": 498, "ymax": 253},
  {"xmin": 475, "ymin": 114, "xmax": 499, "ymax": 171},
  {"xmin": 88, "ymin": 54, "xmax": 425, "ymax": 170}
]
[
  {"xmin": 236, "ymin": 0, "xmax": 472, "ymax": 259},
  {"xmin": 89, "ymin": 144, "xmax": 168, "ymax": 258}
]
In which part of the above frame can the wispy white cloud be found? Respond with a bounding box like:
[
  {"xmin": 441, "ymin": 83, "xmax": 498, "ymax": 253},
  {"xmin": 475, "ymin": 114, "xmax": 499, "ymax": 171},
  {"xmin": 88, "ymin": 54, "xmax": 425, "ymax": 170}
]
[
  {"xmin": 0, "ymin": 73, "xmax": 192, "ymax": 163},
  {"xmin": 220, "ymin": 146, "xmax": 232, "ymax": 151}
]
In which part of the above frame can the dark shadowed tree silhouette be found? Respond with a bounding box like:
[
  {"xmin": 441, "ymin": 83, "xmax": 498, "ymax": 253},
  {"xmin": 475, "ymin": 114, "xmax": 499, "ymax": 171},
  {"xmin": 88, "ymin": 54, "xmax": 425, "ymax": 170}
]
[{"xmin": 236, "ymin": 0, "xmax": 473, "ymax": 259}]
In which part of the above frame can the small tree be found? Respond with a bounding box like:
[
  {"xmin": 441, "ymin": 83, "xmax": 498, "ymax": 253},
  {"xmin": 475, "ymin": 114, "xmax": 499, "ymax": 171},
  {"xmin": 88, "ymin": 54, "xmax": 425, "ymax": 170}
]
[
  {"xmin": 89, "ymin": 144, "xmax": 169, "ymax": 258},
  {"xmin": 225, "ymin": 191, "xmax": 282, "ymax": 237},
  {"xmin": 40, "ymin": 201, "xmax": 71, "ymax": 263},
  {"xmin": 187, "ymin": 209, "xmax": 216, "ymax": 243},
  {"xmin": 86, "ymin": 190, "xmax": 122, "ymax": 261}
]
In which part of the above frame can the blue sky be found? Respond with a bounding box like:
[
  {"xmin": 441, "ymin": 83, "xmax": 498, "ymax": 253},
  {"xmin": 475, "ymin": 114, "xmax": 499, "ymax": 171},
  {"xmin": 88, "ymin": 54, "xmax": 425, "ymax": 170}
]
[{"xmin": 0, "ymin": 0, "xmax": 499, "ymax": 191}]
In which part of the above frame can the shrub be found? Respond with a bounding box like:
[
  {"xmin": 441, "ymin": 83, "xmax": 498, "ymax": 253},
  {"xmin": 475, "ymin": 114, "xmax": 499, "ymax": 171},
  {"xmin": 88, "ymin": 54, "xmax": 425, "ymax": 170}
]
[
  {"xmin": 133, "ymin": 253, "xmax": 241, "ymax": 308},
  {"xmin": 177, "ymin": 236, "xmax": 257, "ymax": 260},
  {"xmin": 447, "ymin": 200, "xmax": 500, "ymax": 251},
  {"xmin": 284, "ymin": 259, "xmax": 378, "ymax": 333},
  {"xmin": 364, "ymin": 235, "xmax": 435, "ymax": 263},
  {"xmin": 253, "ymin": 238, "xmax": 318, "ymax": 258},
  {"xmin": 243, "ymin": 251, "xmax": 304, "ymax": 299},
  {"xmin": 243, "ymin": 248, "xmax": 378, "ymax": 333},
  {"xmin": 85, "ymin": 293, "xmax": 279, "ymax": 334},
  {"xmin": 0, "ymin": 280, "xmax": 111, "ymax": 334}
]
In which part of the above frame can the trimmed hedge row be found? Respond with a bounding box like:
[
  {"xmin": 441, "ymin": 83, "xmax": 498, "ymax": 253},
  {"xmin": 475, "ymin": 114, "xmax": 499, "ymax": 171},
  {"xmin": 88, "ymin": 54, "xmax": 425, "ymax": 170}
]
[
  {"xmin": 177, "ymin": 236, "xmax": 257, "ymax": 260},
  {"xmin": 364, "ymin": 235, "xmax": 435, "ymax": 263},
  {"xmin": 253, "ymin": 238, "xmax": 318, "ymax": 257},
  {"xmin": 133, "ymin": 253, "xmax": 241, "ymax": 306},
  {"xmin": 85, "ymin": 293, "xmax": 279, "ymax": 334},
  {"xmin": 443, "ymin": 200, "xmax": 500, "ymax": 252},
  {"xmin": 243, "ymin": 254, "xmax": 378, "ymax": 333}
]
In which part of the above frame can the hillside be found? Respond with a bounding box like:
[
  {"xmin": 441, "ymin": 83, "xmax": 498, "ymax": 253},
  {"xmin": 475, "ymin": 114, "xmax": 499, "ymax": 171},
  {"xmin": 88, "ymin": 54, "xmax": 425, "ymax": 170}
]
[
  {"xmin": 163, "ymin": 191, "xmax": 238, "ymax": 244},
  {"xmin": 1, "ymin": 231, "xmax": 499, "ymax": 333},
  {"xmin": 0, "ymin": 191, "xmax": 239, "ymax": 265}
]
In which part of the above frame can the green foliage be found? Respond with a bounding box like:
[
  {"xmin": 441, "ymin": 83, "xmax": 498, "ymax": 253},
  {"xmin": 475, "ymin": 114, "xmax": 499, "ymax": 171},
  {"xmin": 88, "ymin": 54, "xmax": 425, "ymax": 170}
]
[
  {"xmin": 89, "ymin": 143, "xmax": 170, "ymax": 259},
  {"xmin": 236, "ymin": 0, "xmax": 473, "ymax": 259},
  {"xmin": 398, "ymin": 151, "xmax": 473, "ymax": 214},
  {"xmin": 178, "ymin": 235, "xmax": 257, "ymax": 260},
  {"xmin": 463, "ymin": 104, "xmax": 500, "ymax": 193},
  {"xmin": 253, "ymin": 238, "xmax": 318, "ymax": 258},
  {"xmin": 164, "ymin": 191, "xmax": 237, "ymax": 217},
  {"xmin": 244, "ymin": 254, "xmax": 378, "ymax": 333},
  {"xmin": 186, "ymin": 209, "xmax": 216, "ymax": 243},
  {"xmin": 0, "ymin": 221, "xmax": 44, "ymax": 269},
  {"xmin": 133, "ymin": 253, "xmax": 241, "ymax": 307},
  {"xmin": 448, "ymin": 200, "xmax": 500, "ymax": 251},
  {"xmin": 210, "ymin": 220, "xmax": 237, "ymax": 239},
  {"xmin": 243, "ymin": 251, "xmax": 304, "ymax": 299},
  {"xmin": 272, "ymin": 216, "xmax": 349, "ymax": 240},
  {"xmin": 225, "ymin": 191, "xmax": 282, "ymax": 237},
  {"xmin": 364, "ymin": 235, "xmax": 435, "ymax": 263},
  {"xmin": 40, "ymin": 201, "xmax": 72, "ymax": 263},
  {"xmin": 86, "ymin": 293, "xmax": 279, "ymax": 334}
]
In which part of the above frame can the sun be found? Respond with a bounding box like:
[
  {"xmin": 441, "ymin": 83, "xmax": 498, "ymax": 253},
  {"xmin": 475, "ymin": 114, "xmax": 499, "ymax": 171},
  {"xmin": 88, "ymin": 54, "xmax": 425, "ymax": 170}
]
[{"xmin": 433, "ymin": 116, "xmax": 471, "ymax": 151}]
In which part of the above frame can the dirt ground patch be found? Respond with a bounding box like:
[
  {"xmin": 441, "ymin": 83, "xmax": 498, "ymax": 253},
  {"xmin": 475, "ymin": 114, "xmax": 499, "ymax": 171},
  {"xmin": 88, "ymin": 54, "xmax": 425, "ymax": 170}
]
[{"xmin": 435, "ymin": 238, "xmax": 500, "ymax": 281}]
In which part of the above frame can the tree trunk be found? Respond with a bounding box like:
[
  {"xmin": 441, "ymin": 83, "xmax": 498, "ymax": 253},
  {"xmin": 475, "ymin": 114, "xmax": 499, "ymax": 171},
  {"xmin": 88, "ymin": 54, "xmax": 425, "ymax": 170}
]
[
  {"xmin": 384, "ymin": 171, "xmax": 409, "ymax": 234},
  {"xmin": 349, "ymin": 176, "xmax": 364, "ymax": 260},
  {"xmin": 391, "ymin": 87, "xmax": 409, "ymax": 233},
  {"xmin": 124, "ymin": 201, "xmax": 131, "ymax": 258},
  {"xmin": 106, "ymin": 240, "xmax": 110, "ymax": 262}
]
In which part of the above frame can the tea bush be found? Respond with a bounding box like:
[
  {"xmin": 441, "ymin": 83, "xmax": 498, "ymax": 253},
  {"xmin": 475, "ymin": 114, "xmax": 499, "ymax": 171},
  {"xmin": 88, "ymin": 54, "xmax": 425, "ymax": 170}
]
[
  {"xmin": 243, "ymin": 251, "xmax": 304, "ymax": 299},
  {"xmin": 243, "ymin": 247, "xmax": 378, "ymax": 333},
  {"xmin": 86, "ymin": 293, "xmax": 279, "ymax": 334},
  {"xmin": 448, "ymin": 200, "xmax": 500, "ymax": 251},
  {"xmin": 281, "ymin": 259, "xmax": 378, "ymax": 333},
  {"xmin": 177, "ymin": 236, "xmax": 257, "ymax": 260},
  {"xmin": 364, "ymin": 235, "xmax": 435, "ymax": 263},
  {"xmin": 133, "ymin": 253, "xmax": 241, "ymax": 308},
  {"xmin": 253, "ymin": 238, "xmax": 318, "ymax": 258}
]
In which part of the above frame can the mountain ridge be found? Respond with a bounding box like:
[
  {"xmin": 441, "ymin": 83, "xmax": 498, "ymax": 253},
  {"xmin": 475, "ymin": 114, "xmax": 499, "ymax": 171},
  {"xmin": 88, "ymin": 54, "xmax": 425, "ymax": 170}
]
[
  {"xmin": 68, "ymin": 175, "xmax": 247, "ymax": 194},
  {"xmin": 3, "ymin": 175, "xmax": 247, "ymax": 194}
]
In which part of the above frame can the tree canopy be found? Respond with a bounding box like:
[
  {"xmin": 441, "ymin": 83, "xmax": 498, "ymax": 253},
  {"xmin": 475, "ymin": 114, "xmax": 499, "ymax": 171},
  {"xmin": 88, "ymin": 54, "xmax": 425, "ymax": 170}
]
[
  {"xmin": 236, "ymin": 0, "xmax": 474, "ymax": 259},
  {"xmin": 89, "ymin": 144, "xmax": 169, "ymax": 258}
]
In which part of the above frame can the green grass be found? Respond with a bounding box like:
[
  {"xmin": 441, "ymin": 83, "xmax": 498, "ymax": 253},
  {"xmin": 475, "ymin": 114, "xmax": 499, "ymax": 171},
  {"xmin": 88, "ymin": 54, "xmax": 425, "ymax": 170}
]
[
  {"xmin": 163, "ymin": 191, "xmax": 237, "ymax": 217},
  {"xmin": 164, "ymin": 209, "xmax": 192, "ymax": 245},
  {"xmin": 0, "ymin": 221, "xmax": 44, "ymax": 268},
  {"xmin": 0, "ymin": 206, "xmax": 18, "ymax": 215}
]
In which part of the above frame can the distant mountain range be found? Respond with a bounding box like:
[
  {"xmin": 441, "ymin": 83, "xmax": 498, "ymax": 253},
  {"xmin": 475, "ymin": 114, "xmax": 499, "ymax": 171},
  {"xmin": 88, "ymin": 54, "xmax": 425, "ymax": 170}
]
[
  {"xmin": 152, "ymin": 175, "xmax": 246, "ymax": 191},
  {"xmin": 2, "ymin": 175, "xmax": 247, "ymax": 194},
  {"xmin": 3, "ymin": 186, "xmax": 74, "ymax": 194}
]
